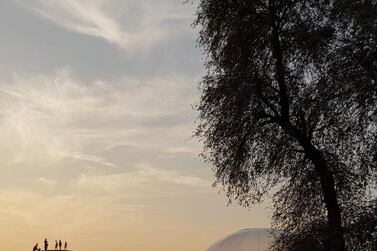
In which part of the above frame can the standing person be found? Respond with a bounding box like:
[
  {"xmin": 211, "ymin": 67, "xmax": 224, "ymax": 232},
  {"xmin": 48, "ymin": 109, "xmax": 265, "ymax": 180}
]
[
  {"xmin": 64, "ymin": 241, "xmax": 67, "ymax": 250},
  {"xmin": 55, "ymin": 240, "xmax": 58, "ymax": 250},
  {"xmin": 58, "ymin": 240, "xmax": 62, "ymax": 250},
  {"xmin": 44, "ymin": 238, "xmax": 48, "ymax": 251},
  {"xmin": 32, "ymin": 243, "xmax": 38, "ymax": 251}
]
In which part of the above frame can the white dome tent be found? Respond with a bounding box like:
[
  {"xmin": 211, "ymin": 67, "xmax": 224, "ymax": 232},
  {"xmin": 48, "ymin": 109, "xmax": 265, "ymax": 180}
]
[{"xmin": 207, "ymin": 228, "xmax": 271, "ymax": 251}]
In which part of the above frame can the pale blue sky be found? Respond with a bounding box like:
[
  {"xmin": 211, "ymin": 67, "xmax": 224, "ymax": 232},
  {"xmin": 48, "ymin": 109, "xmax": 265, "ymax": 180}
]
[{"xmin": 0, "ymin": 1, "xmax": 269, "ymax": 251}]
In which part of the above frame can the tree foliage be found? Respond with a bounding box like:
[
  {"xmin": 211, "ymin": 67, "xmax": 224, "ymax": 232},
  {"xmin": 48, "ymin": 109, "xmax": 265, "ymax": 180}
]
[{"xmin": 194, "ymin": 0, "xmax": 377, "ymax": 250}]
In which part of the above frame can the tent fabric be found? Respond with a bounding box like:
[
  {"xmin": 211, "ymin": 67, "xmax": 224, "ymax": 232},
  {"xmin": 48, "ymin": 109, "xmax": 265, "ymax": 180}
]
[{"xmin": 207, "ymin": 228, "xmax": 271, "ymax": 251}]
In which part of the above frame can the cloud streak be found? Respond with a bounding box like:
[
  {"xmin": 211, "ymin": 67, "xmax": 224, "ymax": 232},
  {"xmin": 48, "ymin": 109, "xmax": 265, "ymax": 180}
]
[
  {"xmin": 0, "ymin": 69, "xmax": 197, "ymax": 168},
  {"xmin": 20, "ymin": 0, "xmax": 179, "ymax": 52},
  {"xmin": 72, "ymin": 167, "xmax": 210, "ymax": 195}
]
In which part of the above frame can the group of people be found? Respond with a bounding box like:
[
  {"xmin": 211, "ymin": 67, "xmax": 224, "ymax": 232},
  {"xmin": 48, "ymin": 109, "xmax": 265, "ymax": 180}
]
[{"xmin": 32, "ymin": 238, "xmax": 68, "ymax": 251}]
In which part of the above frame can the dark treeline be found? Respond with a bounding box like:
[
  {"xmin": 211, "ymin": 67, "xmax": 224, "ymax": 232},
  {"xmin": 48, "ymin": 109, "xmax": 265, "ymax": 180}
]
[{"xmin": 194, "ymin": 0, "xmax": 377, "ymax": 250}]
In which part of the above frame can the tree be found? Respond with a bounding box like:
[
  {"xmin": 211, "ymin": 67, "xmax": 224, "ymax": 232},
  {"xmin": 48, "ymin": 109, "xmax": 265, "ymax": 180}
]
[{"xmin": 194, "ymin": 1, "xmax": 377, "ymax": 250}]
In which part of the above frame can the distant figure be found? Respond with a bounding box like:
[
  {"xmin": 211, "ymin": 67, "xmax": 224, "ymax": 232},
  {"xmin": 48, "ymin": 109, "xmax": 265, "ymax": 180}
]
[
  {"xmin": 55, "ymin": 240, "xmax": 58, "ymax": 250},
  {"xmin": 32, "ymin": 243, "xmax": 38, "ymax": 251},
  {"xmin": 64, "ymin": 241, "xmax": 67, "ymax": 250},
  {"xmin": 44, "ymin": 238, "xmax": 48, "ymax": 251},
  {"xmin": 59, "ymin": 240, "xmax": 62, "ymax": 250}
]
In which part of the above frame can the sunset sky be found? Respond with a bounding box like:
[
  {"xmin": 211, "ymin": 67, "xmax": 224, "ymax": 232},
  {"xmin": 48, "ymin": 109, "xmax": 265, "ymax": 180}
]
[{"xmin": 0, "ymin": 1, "xmax": 270, "ymax": 250}]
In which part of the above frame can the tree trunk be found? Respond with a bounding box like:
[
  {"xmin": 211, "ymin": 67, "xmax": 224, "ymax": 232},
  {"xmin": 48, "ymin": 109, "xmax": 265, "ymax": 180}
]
[
  {"xmin": 302, "ymin": 142, "xmax": 346, "ymax": 251},
  {"xmin": 280, "ymin": 122, "xmax": 346, "ymax": 250},
  {"xmin": 269, "ymin": 4, "xmax": 346, "ymax": 248}
]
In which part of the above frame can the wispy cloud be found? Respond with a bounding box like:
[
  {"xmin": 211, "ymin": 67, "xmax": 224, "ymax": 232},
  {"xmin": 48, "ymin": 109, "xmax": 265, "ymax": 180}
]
[
  {"xmin": 19, "ymin": 0, "xmax": 177, "ymax": 52},
  {"xmin": 0, "ymin": 69, "xmax": 197, "ymax": 167},
  {"xmin": 36, "ymin": 177, "xmax": 56, "ymax": 186},
  {"xmin": 72, "ymin": 166, "xmax": 210, "ymax": 195},
  {"xmin": 135, "ymin": 165, "xmax": 211, "ymax": 187},
  {"xmin": 70, "ymin": 152, "xmax": 117, "ymax": 168}
]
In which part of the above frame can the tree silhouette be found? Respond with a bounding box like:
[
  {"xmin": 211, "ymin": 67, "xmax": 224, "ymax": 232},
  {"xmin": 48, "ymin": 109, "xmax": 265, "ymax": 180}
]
[{"xmin": 194, "ymin": 1, "xmax": 377, "ymax": 250}]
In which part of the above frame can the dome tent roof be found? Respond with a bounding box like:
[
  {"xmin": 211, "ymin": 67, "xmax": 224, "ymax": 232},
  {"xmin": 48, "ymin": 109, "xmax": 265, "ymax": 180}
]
[{"xmin": 207, "ymin": 228, "xmax": 271, "ymax": 251}]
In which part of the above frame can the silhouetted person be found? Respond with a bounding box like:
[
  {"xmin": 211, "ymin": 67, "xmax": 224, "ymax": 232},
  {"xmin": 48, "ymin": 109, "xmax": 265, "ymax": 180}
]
[
  {"xmin": 59, "ymin": 240, "xmax": 62, "ymax": 250},
  {"xmin": 55, "ymin": 240, "xmax": 58, "ymax": 250},
  {"xmin": 64, "ymin": 241, "xmax": 67, "ymax": 250},
  {"xmin": 32, "ymin": 243, "xmax": 38, "ymax": 251},
  {"xmin": 44, "ymin": 238, "xmax": 48, "ymax": 251}
]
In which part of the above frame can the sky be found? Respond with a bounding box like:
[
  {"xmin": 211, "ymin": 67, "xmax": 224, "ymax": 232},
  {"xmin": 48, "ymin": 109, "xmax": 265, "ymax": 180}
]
[{"xmin": 0, "ymin": 1, "xmax": 270, "ymax": 250}]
